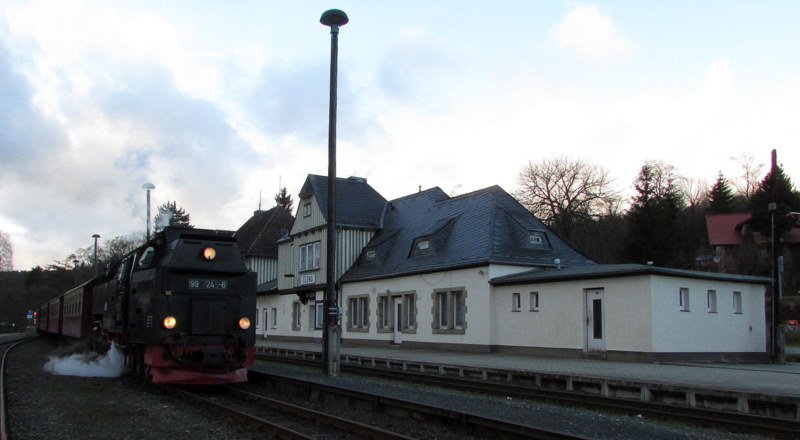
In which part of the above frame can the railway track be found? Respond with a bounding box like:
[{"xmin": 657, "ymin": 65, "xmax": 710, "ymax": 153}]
[
  {"xmin": 0, "ymin": 335, "xmax": 38, "ymax": 440},
  {"xmin": 255, "ymin": 349, "xmax": 800, "ymax": 439},
  {"xmin": 169, "ymin": 370, "xmax": 591, "ymax": 440},
  {"xmin": 171, "ymin": 383, "xmax": 419, "ymax": 439}
]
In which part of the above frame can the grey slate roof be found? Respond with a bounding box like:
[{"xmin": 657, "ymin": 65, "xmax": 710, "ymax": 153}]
[
  {"xmin": 236, "ymin": 207, "xmax": 295, "ymax": 257},
  {"xmin": 489, "ymin": 263, "xmax": 772, "ymax": 286},
  {"xmin": 299, "ymin": 175, "xmax": 387, "ymax": 229},
  {"xmin": 340, "ymin": 185, "xmax": 595, "ymax": 283}
]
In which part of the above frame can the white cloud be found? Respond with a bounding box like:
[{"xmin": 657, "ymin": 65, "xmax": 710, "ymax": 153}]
[{"xmin": 552, "ymin": 5, "xmax": 634, "ymax": 60}]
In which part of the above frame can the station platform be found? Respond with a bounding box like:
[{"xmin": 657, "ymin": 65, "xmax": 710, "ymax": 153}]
[{"xmin": 255, "ymin": 339, "xmax": 800, "ymax": 417}]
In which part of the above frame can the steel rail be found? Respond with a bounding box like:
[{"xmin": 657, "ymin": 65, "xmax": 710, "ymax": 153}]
[
  {"xmin": 171, "ymin": 384, "xmax": 417, "ymax": 440},
  {"xmin": 1, "ymin": 335, "xmax": 39, "ymax": 440},
  {"xmin": 247, "ymin": 369, "xmax": 593, "ymax": 440},
  {"xmin": 255, "ymin": 351, "xmax": 800, "ymax": 439}
]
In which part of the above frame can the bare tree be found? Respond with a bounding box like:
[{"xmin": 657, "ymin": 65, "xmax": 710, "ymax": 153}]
[
  {"xmin": 681, "ymin": 176, "xmax": 708, "ymax": 208},
  {"xmin": 0, "ymin": 231, "xmax": 13, "ymax": 271},
  {"xmin": 514, "ymin": 156, "xmax": 620, "ymax": 239},
  {"xmin": 731, "ymin": 153, "xmax": 765, "ymax": 201}
]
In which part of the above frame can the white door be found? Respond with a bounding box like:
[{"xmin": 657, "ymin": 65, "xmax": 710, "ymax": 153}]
[
  {"xmin": 393, "ymin": 297, "xmax": 402, "ymax": 344},
  {"xmin": 585, "ymin": 289, "xmax": 605, "ymax": 352}
]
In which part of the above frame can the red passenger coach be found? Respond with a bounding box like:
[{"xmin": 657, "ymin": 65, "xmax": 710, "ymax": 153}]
[
  {"xmin": 61, "ymin": 280, "xmax": 95, "ymax": 339},
  {"xmin": 47, "ymin": 297, "xmax": 63, "ymax": 336}
]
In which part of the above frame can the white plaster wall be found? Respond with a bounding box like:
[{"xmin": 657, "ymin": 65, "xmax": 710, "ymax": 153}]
[
  {"xmin": 650, "ymin": 277, "xmax": 766, "ymax": 353},
  {"xmin": 491, "ymin": 276, "xmax": 654, "ymax": 352},
  {"xmin": 256, "ymin": 291, "xmax": 324, "ymax": 340},
  {"xmin": 341, "ymin": 266, "xmax": 493, "ymax": 346}
]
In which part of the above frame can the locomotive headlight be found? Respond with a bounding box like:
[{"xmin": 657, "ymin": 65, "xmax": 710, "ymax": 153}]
[
  {"xmin": 163, "ymin": 316, "xmax": 177, "ymax": 329},
  {"xmin": 238, "ymin": 317, "xmax": 251, "ymax": 330},
  {"xmin": 202, "ymin": 247, "xmax": 217, "ymax": 260}
]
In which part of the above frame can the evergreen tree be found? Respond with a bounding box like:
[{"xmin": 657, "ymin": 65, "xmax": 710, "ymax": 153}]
[
  {"xmin": 623, "ymin": 161, "xmax": 686, "ymax": 267},
  {"xmin": 274, "ymin": 187, "xmax": 294, "ymax": 212},
  {"xmin": 748, "ymin": 163, "xmax": 800, "ymax": 237},
  {"xmin": 707, "ymin": 172, "xmax": 735, "ymax": 214},
  {"xmin": 154, "ymin": 201, "xmax": 193, "ymax": 232}
]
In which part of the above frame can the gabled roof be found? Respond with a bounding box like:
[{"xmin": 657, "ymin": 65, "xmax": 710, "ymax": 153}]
[
  {"xmin": 490, "ymin": 263, "xmax": 771, "ymax": 286},
  {"xmin": 236, "ymin": 207, "xmax": 295, "ymax": 257},
  {"xmin": 299, "ymin": 175, "xmax": 387, "ymax": 229},
  {"xmin": 340, "ymin": 185, "xmax": 595, "ymax": 282},
  {"xmin": 705, "ymin": 213, "xmax": 751, "ymax": 246}
]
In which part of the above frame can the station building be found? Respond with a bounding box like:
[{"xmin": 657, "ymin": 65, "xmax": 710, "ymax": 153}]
[{"xmin": 240, "ymin": 174, "xmax": 770, "ymax": 362}]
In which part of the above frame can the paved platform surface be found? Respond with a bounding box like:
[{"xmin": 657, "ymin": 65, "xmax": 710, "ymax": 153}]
[{"xmin": 257, "ymin": 340, "xmax": 800, "ymax": 398}]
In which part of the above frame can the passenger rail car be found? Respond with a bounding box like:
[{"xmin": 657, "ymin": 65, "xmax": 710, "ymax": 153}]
[{"xmin": 41, "ymin": 227, "xmax": 257, "ymax": 384}]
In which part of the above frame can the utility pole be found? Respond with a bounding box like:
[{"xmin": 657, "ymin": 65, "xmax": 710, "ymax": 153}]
[{"xmin": 320, "ymin": 8, "xmax": 348, "ymax": 376}]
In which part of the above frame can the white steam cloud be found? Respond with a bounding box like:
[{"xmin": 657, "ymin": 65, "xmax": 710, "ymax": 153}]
[{"xmin": 43, "ymin": 343, "xmax": 125, "ymax": 378}]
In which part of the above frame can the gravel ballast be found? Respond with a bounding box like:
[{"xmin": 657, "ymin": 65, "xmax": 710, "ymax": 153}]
[{"xmin": 5, "ymin": 338, "xmax": 766, "ymax": 440}]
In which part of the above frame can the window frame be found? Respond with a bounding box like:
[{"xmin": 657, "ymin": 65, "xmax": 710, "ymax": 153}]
[
  {"xmin": 707, "ymin": 290, "xmax": 717, "ymax": 313},
  {"xmin": 529, "ymin": 291, "xmax": 540, "ymax": 312},
  {"xmin": 299, "ymin": 241, "xmax": 321, "ymax": 272},
  {"xmin": 732, "ymin": 291, "xmax": 743, "ymax": 314},
  {"xmin": 291, "ymin": 301, "xmax": 301, "ymax": 330},
  {"xmin": 347, "ymin": 295, "xmax": 370, "ymax": 332},
  {"xmin": 512, "ymin": 292, "xmax": 521, "ymax": 312},
  {"xmin": 312, "ymin": 301, "xmax": 324, "ymax": 329},
  {"xmin": 432, "ymin": 288, "xmax": 467, "ymax": 335},
  {"xmin": 679, "ymin": 287, "xmax": 690, "ymax": 312}
]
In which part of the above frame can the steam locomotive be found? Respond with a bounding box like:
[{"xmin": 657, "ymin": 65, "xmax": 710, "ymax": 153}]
[{"xmin": 38, "ymin": 227, "xmax": 256, "ymax": 384}]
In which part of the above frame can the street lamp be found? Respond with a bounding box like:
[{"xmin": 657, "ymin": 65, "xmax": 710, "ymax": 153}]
[
  {"xmin": 92, "ymin": 234, "xmax": 101, "ymax": 277},
  {"xmin": 142, "ymin": 183, "xmax": 155, "ymax": 240},
  {"xmin": 320, "ymin": 8, "xmax": 348, "ymax": 377}
]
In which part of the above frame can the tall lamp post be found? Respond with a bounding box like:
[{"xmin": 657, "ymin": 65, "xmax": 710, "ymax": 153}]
[
  {"xmin": 92, "ymin": 234, "xmax": 101, "ymax": 277},
  {"xmin": 320, "ymin": 8, "xmax": 348, "ymax": 376},
  {"xmin": 142, "ymin": 183, "xmax": 155, "ymax": 240}
]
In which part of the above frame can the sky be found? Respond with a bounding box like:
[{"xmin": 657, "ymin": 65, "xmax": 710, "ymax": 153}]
[{"xmin": 1, "ymin": 0, "xmax": 799, "ymax": 270}]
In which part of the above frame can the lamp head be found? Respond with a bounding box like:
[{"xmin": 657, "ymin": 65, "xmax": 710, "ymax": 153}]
[
  {"xmin": 320, "ymin": 9, "xmax": 348, "ymax": 31},
  {"xmin": 142, "ymin": 182, "xmax": 155, "ymax": 190}
]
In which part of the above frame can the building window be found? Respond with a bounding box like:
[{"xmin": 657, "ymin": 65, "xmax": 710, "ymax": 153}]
[
  {"xmin": 679, "ymin": 288, "xmax": 690, "ymax": 312},
  {"xmin": 299, "ymin": 241, "xmax": 321, "ymax": 272},
  {"xmin": 410, "ymin": 236, "xmax": 435, "ymax": 257},
  {"xmin": 529, "ymin": 234, "xmax": 542, "ymax": 245},
  {"xmin": 311, "ymin": 301, "xmax": 324, "ymax": 329},
  {"xmin": 707, "ymin": 290, "xmax": 717, "ymax": 313},
  {"xmin": 378, "ymin": 296, "xmax": 390, "ymax": 329},
  {"xmin": 303, "ymin": 202, "xmax": 312, "ymax": 217},
  {"xmin": 530, "ymin": 292, "xmax": 540, "ymax": 311},
  {"xmin": 347, "ymin": 296, "xmax": 369, "ymax": 331},
  {"xmin": 512, "ymin": 292, "xmax": 521, "ymax": 312},
  {"xmin": 733, "ymin": 291, "xmax": 743, "ymax": 314},
  {"xmin": 432, "ymin": 289, "xmax": 466, "ymax": 334},
  {"xmin": 292, "ymin": 302, "xmax": 301, "ymax": 330},
  {"xmin": 404, "ymin": 293, "xmax": 416, "ymax": 330},
  {"xmin": 366, "ymin": 250, "xmax": 376, "ymax": 260},
  {"xmin": 270, "ymin": 307, "xmax": 277, "ymax": 329}
]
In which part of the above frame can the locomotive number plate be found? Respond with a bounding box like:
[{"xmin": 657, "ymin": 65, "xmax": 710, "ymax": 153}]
[{"xmin": 188, "ymin": 279, "xmax": 228, "ymax": 290}]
